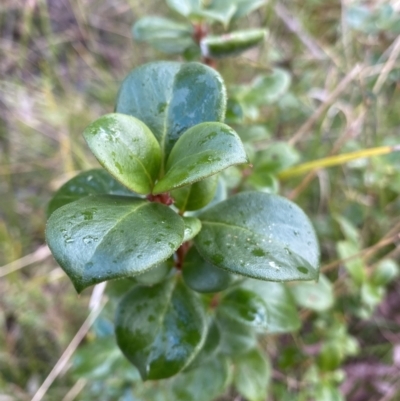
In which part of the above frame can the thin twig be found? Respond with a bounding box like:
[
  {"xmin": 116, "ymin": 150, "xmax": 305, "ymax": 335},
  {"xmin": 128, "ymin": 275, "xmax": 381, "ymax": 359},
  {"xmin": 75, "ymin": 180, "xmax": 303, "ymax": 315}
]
[
  {"xmin": 373, "ymin": 35, "xmax": 400, "ymax": 94},
  {"xmin": 30, "ymin": 301, "xmax": 106, "ymax": 401},
  {"xmin": 0, "ymin": 245, "xmax": 51, "ymax": 278},
  {"xmin": 61, "ymin": 379, "xmax": 87, "ymax": 401},
  {"xmin": 288, "ymin": 64, "xmax": 362, "ymax": 146}
]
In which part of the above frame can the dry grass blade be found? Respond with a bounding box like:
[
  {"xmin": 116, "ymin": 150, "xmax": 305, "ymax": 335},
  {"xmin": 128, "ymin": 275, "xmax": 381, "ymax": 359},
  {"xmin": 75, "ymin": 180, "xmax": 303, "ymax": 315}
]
[
  {"xmin": 30, "ymin": 300, "xmax": 106, "ymax": 401},
  {"xmin": 0, "ymin": 245, "xmax": 51, "ymax": 278}
]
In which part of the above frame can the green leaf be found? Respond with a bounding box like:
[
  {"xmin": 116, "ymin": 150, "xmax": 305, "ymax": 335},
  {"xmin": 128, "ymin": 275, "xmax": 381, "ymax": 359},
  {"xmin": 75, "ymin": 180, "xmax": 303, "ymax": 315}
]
[
  {"xmin": 232, "ymin": 0, "xmax": 266, "ymax": 20},
  {"xmin": 169, "ymin": 355, "xmax": 231, "ymax": 401},
  {"xmin": 171, "ymin": 174, "xmax": 219, "ymax": 212},
  {"xmin": 154, "ymin": 122, "xmax": 247, "ymax": 193},
  {"xmin": 193, "ymin": 1, "xmax": 237, "ymax": 26},
  {"xmin": 166, "ymin": 0, "xmax": 201, "ymax": 17},
  {"xmin": 47, "ymin": 169, "xmax": 136, "ymax": 217},
  {"xmin": 290, "ymin": 275, "xmax": 334, "ymax": 312},
  {"xmin": 201, "ymin": 29, "xmax": 267, "ymax": 58},
  {"xmin": 219, "ymin": 288, "xmax": 268, "ymax": 328},
  {"xmin": 254, "ymin": 142, "xmax": 300, "ymax": 174},
  {"xmin": 183, "ymin": 217, "xmax": 202, "ymax": 242},
  {"xmin": 370, "ymin": 259, "xmax": 399, "ymax": 286},
  {"xmin": 183, "ymin": 247, "xmax": 235, "ymax": 293},
  {"xmin": 195, "ymin": 192, "xmax": 320, "ymax": 282},
  {"xmin": 243, "ymin": 69, "xmax": 291, "ymax": 105},
  {"xmin": 185, "ymin": 321, "xmax": 221, "ymax": 370},
  {"xmin": 83, "ymin": 113, "xmax": 161, "ymax": 195},
  {"xmin": 247, "ymin": 172, "xmax": 279, "ymax": 194},
  {"xmin": 337, "ymin": 240, "xmax": 366, "ymax": 285},
  {"xmin": 133, "ymin": 17, "xmax": 194, "ymax": 54},
  {"xmin": 46, "ymin": 195, "xmax": 184, "ymax": 292},
  {"xmin": 234, "ymin": 348, "xmax": 271, "ymax": 401},
  {"xmin": 115, "ymin": 277, "xmax": 207, "ymax": 380},
  {"xmin": 115, "ymin": 62, "xmax": 226, "ymax": 160},
  {"xmin": 217, "ymin": 313, "xmax": 258, "ymax": 355},
  {"xmin": 242, "ymin": 280, "xmax": 300, "ymax": 333},
  {"xmin": 134, "ymin": 261, "xmax": 172, "ymax": 286}
]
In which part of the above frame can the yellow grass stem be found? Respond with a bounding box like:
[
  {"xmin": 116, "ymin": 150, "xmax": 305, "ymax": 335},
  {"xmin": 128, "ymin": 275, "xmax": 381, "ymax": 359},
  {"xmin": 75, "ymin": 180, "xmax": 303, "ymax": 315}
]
[{"xmin": 278, "ymin": 145, "xmax": 400, "ymax": 180}]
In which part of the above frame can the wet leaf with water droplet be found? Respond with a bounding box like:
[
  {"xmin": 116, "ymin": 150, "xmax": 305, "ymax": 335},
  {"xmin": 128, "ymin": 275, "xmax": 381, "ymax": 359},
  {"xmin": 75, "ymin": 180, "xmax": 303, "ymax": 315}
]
[
  {"xmin": 47, "ymin": 169, "xmax": 137, "ymax": 217},
  {"xmin": 241, "ymin": 280, "xmax": 300, "ymax": 334},
  {"xmin": 182, "ymin": 247, "xmax": 235, "ymax": 293},
  {"xmin": 218, "ymin": 287, "xmax": 268, "ymax": 329},
  {"xmin": 183, "ymin": 216, "xmax": 202, "ymax": 242},
  {"xmin": 115, "ymin": 62, "xmax": 226, "ymax": 161},
  {"xmin": 83, "ymin": 113, "xmax": 161, "ymax": 195},
  {"xmin": 46, "ymin": 195, "xmax": 184, "ymax": 292},
  {"xmin": 115, "ymin": 277, "xmax": 207, "ymax": 380},
  {"xmin": 153, "ymin": 122, "xmax": 248, "ymax": 194},
  {"xmin": 194, "ymin": 192, "xmax": 320, "ymax": 282}
]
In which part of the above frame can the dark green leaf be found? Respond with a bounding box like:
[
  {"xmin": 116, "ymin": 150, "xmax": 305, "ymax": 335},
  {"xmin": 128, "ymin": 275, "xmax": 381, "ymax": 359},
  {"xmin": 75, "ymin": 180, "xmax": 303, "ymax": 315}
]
[
  {"xmin": 219, "ymin": 288, "xmax": 268, "ymax": 328},
  {"xmin": 83, "ymin": 113, "xmax": 161, "ymax": 195},
  {"xmin": 185, "ymin": 321, "xmax": 220, "ymax": 370},
  {"xmin": 289, "ymin": 275, "xmax": 334, "ymax": 312},
  {"xmin": 46, "ymin": 195, "xmax": 184, "ymax": 292},
  {"xmin": 115, "ymin": 278, "xmax": 207, "ymax": 380},
  {"xmin": 195, "ymin": 192, "xmax": 320, "ymax": 282},
  {"xmin": 183, "ymin": 247, "xmax": 235, "ymax": 293},
  {"xmin": 171, "ymin": 175, "xmax": 219, "ymax": 212},
  {"xmin": 47, "ymin": 169, "xmax": 136, "ymax": 217},
  {"xmin": 242, "ymin": 280, "xmax": 300, "ymax": 333},
  {"xmin": 201, "ymin": 29, "xmax": 267, "ymax": 58},
  {"xmin": 183, "ymin": 217, "xmax": 202, "ymax": 242},
  {"xmin": 234, "ymin": 347, "xmax": 271, "ymax": 401},
  {"xmin": 153, "ymin": 122, "xmax": 247, "ymax": 193},
  {"xmin": 225, "ymin": 98, "xmax": 244, "ymax": 124},
  {"xmin": 247, "ymin": 172, "xmax": 279, "ymax": 194},
  {"xmin": 133, "ymin": 17, "xmax": 194, "ymax": 54},
  {"xmin": 217, "ymin": 313, "xmax": 258, "ymax": 355},
  {"xmin": 115, "ymin": 62, "xmax": 226, "ymax": 160}
]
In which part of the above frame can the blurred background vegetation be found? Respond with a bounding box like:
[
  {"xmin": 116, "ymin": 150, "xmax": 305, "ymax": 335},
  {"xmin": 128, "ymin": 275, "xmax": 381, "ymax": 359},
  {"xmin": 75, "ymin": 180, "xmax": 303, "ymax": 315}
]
[{"xmin": 1, "ymin": 0, "xmax": 400, "ymax": 400}]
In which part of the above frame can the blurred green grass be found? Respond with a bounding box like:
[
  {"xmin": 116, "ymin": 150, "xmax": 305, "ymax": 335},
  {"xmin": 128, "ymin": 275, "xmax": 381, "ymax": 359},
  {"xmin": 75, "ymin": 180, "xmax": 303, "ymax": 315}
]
[{"xmin": 1, "ymin": 1, "xmax": 400, "ymax": 400}]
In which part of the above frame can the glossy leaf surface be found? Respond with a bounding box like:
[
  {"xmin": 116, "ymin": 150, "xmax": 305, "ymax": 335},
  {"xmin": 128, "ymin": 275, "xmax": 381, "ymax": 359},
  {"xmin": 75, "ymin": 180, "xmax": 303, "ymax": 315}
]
[
  {"xmin": 201, "ymin": 29, "xmax": 266, "ymax": 58},
  {"xmin": 183, "ymin": 217, "xmax": 202, "ymax": 242},
  {"xmin": 290, "ymin": 275, "xmax": 334, "ymax": 312},
  {"xmin": 46, "ymin": 195, "xmax": 184, "ymax": 292},
  {"xmin": 195, "ymin": 192, "xmax": 320, "ymax": 282},
  {"xmin": 171, "ymin": 174, "xmax": 219, "ymax": 212},
  {"xmin": 242, "ymin": 280, "xmax": 300, "ymax": 333},
  {"xmin": 183, "ymin": 247, "xmax": 234, "ymax": 293},
  {"xmin": 47, "ymin": 169, "xmax": 136, "ymax": 217},
  {"xmin": 133, "ymin": 17, "xmax": 194, "ymax": 54},
  {"xmin": 219, "ymin": 288, "xmax": 268, "ymax": 328},
  {"xmin": 185, "ymin": 321, "xmax": 220, "ymax": 370},
  {"xmin": 115, "ymin": 62, "xmax": 226, "ymax": 159},
  {"xmin": 115, "ymin": 278, "xmax": 206, "ymax": 380},
  {"xmin": 153, "ymin": 122, "xmax": 247, "ymax": 193},
  {"xmin": 234, "ymin": 348, "xmax": 271, "ymax": 401},
  {"xmin": 83, "ymin": 113, "xmax": 161, "ymax": 195}
]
